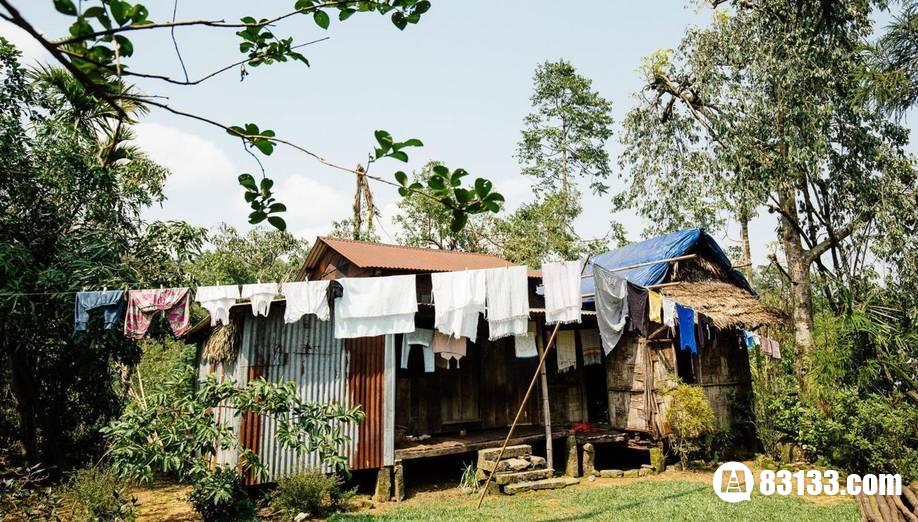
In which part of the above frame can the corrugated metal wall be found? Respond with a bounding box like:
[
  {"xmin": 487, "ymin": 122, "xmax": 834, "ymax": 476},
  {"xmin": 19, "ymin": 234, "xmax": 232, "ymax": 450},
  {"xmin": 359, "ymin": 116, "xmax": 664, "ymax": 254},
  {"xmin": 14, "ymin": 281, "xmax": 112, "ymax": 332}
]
[{"xmin": 199, "ymin": 308, "xmax": 395, "ymax": 483}]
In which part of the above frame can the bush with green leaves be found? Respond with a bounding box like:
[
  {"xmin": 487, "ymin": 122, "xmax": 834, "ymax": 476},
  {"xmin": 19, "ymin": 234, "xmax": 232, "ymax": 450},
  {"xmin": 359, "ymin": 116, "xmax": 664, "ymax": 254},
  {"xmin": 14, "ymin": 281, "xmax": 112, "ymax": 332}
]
[
  {"xmin": 269, "ymin": 469, "xmax": 354, "ymax": 519},
  {"xmin": 66, "ymin": 467, "xmax": 136, "ymax": 522},
  {"xmin": 188, "ymin": 467, "xmax": 256, "ymax": 522},
  {"xmin": 0, "ymin": 464, "xmax": 64, "ymax": 521},
  {"xmin": 665, "ymin": 383, "xmax": 715, "ymax": 468}
]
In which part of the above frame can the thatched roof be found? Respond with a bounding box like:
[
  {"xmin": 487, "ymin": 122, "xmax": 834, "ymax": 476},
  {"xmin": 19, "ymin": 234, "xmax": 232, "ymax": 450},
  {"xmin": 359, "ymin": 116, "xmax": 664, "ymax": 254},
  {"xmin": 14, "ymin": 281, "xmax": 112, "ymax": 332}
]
[{"xmin": 660, "ymin": 280, "xmax": 786, "ymax": 329}]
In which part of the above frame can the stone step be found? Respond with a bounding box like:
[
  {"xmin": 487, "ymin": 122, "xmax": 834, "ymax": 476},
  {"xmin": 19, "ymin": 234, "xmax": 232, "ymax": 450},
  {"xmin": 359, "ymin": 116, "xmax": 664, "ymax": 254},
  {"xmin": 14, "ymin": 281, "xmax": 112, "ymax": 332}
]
[
  {"xmin": 479, "ymin": 457, "xmax": 531, "ymax": 474},
  {"xmin": 477, "ymin": 444, "xmax": 532, "ymax": 462},
  {"xmin": 493, "ymin": 468, "xmax": 554, "ymax": 486},
  {"xmin": 503, "ymin": 476, "xmax": 579, "ymax": 495}
]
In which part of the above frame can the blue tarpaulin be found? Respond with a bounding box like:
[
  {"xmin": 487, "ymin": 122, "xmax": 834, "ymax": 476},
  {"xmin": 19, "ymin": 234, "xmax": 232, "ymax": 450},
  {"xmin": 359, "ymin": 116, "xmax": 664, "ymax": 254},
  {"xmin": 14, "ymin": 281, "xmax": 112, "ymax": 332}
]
[{"xmin": 580, "ymin": 228, "xmax": 752, "ymax": 300}]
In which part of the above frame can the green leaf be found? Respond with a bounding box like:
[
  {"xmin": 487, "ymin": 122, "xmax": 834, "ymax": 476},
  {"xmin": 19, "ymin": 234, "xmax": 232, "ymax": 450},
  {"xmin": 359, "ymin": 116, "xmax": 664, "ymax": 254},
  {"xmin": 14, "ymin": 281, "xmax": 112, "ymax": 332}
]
[
  {"xmin": 54, "ymin": 0, "xmax": 77, "ymax": 16},
  {"xmin": 339, "ymin": 8, "xmax": 356, "ymax": 21},
  {"xmin": 249, "ymin": 211, "xmax": 268, "ymax": 224},
  {"xmin": 454, "ymin": 188, "xmax": 473, "ymax": 204},
  {"xmin": 294, "ymin": 0, "xmax": 314, "ymax": 9},
  {"xmin": 428, "ymin": 176, "xmax": 446, "ymax": 190},
  {"xmin": 314, "ymin": 10, "xmax": 330, "ymax": 29},
  {"xmin": 374, "ymin": 129, "xmax": 393, "ymax": 148},
  {"xmin": 450, "ymin": 212, "xmax": 468, "ymax": 233},
  {"xmin": 474, "ymin": 178, "xmax": 492, "ymax": 196},
  {"xmin": 401, "ymin": 138, "xmax": 423, "ymax": 147},
  {"xmin": 109, "ymin": 0, "xmax": 129, "ymax": 25},
  {"xmin": 253, "ymin": 139, "xmax": 274, "ymax": 155},
  {"xmin": 260, "ymin": 178, "xmax": 274, "ymax": 192},
  {"xmin": 267, "ymin": 216, "xmax": 287, "ymax": 231},
  {"xmin": 414, "ymin": 0, "xmax": 431, "ymax": 14},
  {"xmin": 268, "ymin": 203, "xmax": 286, "ymax": 213},
  {"xmin": 391, "ymin": 11, "xmax": 407, "ymax": 30},
  {"xmin": 238, "ymin": 173, "xmax": 258, "ymax": 191},
  {"xmin": 389, "ymin": 150, "xmax": 409, "ymax": 162},
  {"xmin": 432, "ymin": 165, "xmax": 449, "ymax": 177},
  {"xmin": 394, "ymin": 171, "xmax": 408, "ymax": 186},
  {"xmin": 114, "ymin": 35, "xmax": 134, "ymax": 57}
]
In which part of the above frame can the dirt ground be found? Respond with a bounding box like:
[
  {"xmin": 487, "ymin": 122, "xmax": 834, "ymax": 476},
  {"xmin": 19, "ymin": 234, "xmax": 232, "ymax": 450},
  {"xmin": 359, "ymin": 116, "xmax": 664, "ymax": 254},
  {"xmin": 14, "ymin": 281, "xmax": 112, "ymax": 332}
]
[{"xmin": 132, "ymin": 464, "xmax": 853, "ymax": 521}]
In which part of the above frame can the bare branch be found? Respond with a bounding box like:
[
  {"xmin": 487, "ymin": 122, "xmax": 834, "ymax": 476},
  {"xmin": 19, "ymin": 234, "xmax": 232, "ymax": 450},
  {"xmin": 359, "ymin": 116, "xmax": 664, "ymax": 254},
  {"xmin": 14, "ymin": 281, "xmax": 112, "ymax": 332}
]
[{"xmin": 170, "ymin": 0, "xmax": 189, "ymax": 83}]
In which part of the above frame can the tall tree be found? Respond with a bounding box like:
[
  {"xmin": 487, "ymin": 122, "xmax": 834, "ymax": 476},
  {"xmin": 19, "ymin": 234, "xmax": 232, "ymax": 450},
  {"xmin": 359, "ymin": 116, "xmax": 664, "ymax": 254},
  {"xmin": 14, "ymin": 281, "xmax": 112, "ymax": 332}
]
[
  {"xmin": 517, "ymin": 59, "xmax": 615, "ymax": 199},
  {"xmin": 189, "ymin": 224, "xmax": 310, "ymax": 285},
  {"xmin": 0, "ymin": 39, "xmax": 204, "ymax": 466},
  {"xmin": 616, "ymin": 0, "xmax": 917, "ymax": 387},
  {"xmin": 507, "ymin": 59, "xmax": 614, "ymax": 266}
]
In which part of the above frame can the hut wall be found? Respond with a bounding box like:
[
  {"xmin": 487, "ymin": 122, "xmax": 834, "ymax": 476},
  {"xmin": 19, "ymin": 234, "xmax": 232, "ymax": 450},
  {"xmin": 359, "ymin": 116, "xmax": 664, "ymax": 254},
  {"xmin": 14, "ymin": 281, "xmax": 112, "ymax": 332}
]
[
  {"xmin": 197, "ymin": 306, "xmax": 395, "ymax": 483},
  {"xmin": 605, "ymin": 335, "xmax": 678, "ymax": 434},
  {"xmin": 395, "ymin": 332, "xmax": 539, "ymax": 437},
  {"xmin": 695, "ymin": 329, "xmax": 752, "ymax": 430}
]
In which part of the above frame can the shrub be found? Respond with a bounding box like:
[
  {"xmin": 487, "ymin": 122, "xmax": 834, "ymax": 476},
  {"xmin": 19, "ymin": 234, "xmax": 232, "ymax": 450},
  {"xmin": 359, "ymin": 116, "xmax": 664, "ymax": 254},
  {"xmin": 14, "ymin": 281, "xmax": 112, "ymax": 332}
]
[
  {"xmin": 458, "ymin": 462, "xmax": 479, "ymax": 493},
  {"xmin": 0, "ymin": 464, "xmax": 64, "ymax": 521},
  {"xmin": 188, "ymin": 467, "xmax": 256, "ymax": 522},
  {"xmin": 666, "ymin": 383, "xmax": 715, "ymax": 468},
  {"xmin": 66, "ymin": 467, "xmax": 136, "ymax": 522},
  {"xmin": 269, "ymin": 469, "xmax": 353, "ymax": 519}
]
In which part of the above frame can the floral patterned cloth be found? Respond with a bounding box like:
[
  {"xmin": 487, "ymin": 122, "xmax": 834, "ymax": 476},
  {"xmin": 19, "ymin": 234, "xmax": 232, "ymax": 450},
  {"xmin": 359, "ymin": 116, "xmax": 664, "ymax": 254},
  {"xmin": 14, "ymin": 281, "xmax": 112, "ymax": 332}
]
[{"xmin": 124, "ymin": 288, "xmax": 191, "ymax": 340}]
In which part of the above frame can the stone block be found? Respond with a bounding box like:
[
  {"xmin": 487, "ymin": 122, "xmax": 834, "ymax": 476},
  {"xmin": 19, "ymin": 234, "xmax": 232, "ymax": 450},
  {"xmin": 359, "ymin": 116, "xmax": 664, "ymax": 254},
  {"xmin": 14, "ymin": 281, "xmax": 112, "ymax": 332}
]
[{"xmin": 599, "ymin": 469, "xmax": 623, "ymax": 478}]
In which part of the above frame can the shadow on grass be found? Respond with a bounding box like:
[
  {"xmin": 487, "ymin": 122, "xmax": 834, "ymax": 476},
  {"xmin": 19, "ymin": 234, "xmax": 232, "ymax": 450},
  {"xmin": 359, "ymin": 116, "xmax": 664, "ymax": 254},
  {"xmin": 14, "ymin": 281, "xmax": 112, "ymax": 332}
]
[{"xmin": 525, "ymin": 484, "xmax": 709, "ymax": 522}]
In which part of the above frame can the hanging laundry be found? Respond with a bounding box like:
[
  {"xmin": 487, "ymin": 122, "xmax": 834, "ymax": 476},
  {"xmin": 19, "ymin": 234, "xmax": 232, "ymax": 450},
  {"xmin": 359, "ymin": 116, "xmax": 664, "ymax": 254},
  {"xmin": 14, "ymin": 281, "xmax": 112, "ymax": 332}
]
[
  {"xmin": 675, "ymin": 303, "xmax": 698, "ymax": 354},
  {"xmin": 241, "ymin": 282, "xmax": 278, "ymax": 317},
  {"xmin": 401, "ymin": 328, "xmax": 435, "ymax": 373},
  {"xmin": 281, "ymin": 280, "xmax": 330, "ymax": 323},
  {"xmin": 593, "ymin": 265, "xmax": 629, "ymax": 354},
  {"xmin": 741, "ymin": 330, "xmax": 757, "ymax": 349},
  {"xmin": 124, "ymin": 288, "xmax": 191, "ymax": 340},
  {"xmin": 74, "ymin": 290, "xmax": 125, "ymax": 331},
  {"xmin": 485, "ymin": 266, "xmax": 530, "ymax": 340},
  {"xmin": 648, "ymin": 290, "xmax": 663, "ymax": 324},
  {"xmin": 514, "ymin": 322, "xmax": 538, "ymax": 358},
  {"xmin": 626, "ymin": 283, "xmax": 650, "ymax": 336},
  {"xmin": 195, "ymin": 285, "xmax": 240, "ymax": 326},
  {"xmin": 542, "ymin": 260, "xmax": 582, "ymax": 325},
  {"xmin": 556, "ymin": 330, "xmax": 577, "ymax": 373},
  {"xmin": 433, "ymin": 331, "xmax": 466, "ymax": 365},
  {"xmin": 662, "ymin": 296, "xmax": 677, "ymax": 328},
  {"xmin": 580, "ymin": 329, "xmax": 603, "ymax": 366},
  {"xmin": 431, "ymin": 269, "xmax": 486, "ymax": 340},
  {"xmin": 697, "ymin": 315, "xmax": 716, "ymax": 350},
  {"xmin": 771, "ymin": 339, "xmax": 781, "ymax": 359},
  {"xmin": 334, "ymin": 275, "xmax": 417, "ymax": 339}
]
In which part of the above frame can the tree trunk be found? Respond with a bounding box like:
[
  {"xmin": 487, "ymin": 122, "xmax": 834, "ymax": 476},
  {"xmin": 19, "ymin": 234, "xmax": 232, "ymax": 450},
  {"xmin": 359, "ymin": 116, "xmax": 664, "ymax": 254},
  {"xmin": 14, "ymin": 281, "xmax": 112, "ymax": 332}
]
[
  {"xmin": 777, "ymin": 188, "xmax": 815, "ymax": 389},
  {"xmin": 9, "ymin": 347, "xmax": 38, "ymax": 464},
  {"xmin": 739, "ymin": 214, "xmax": 753, "ymax": 283}
]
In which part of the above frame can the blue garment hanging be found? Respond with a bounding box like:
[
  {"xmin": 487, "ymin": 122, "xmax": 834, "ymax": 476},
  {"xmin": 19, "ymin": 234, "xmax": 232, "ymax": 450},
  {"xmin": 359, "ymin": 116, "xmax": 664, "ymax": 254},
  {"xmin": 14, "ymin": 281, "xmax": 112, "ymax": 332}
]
[
  {"xmin": 676, "ymin": 303, "xmax": 698, "ymax": 354},
  {"xmin": 74, "ymin": 290, "xmax": 125, "ymax": 331}
]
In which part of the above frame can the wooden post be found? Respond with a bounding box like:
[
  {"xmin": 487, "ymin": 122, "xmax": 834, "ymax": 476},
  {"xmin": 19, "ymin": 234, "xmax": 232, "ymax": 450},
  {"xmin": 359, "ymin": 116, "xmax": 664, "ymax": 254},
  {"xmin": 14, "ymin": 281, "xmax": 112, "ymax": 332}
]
[{"xmin": 536, "ymin": 321, "xmax": 553, "ymax": 471}]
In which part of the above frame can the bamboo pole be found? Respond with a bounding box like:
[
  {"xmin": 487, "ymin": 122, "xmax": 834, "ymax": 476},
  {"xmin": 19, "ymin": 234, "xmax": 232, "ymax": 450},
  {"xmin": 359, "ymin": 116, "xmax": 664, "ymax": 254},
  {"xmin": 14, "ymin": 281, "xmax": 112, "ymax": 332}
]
[{"xmin": 535, "ymin": 321, "xmax": 553, "ymax": 470}]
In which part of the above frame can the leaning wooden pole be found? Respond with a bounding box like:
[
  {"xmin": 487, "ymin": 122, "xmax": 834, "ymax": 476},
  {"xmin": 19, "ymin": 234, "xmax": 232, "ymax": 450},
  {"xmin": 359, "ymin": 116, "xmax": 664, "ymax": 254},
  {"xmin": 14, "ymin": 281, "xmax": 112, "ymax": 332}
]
[
  {"xmin": 476, "ymin": 256, "xmax": 591, "ymax": 508},
  {"xmin": 536, "ymin": 323, "xmax": 553, "ymax": 471}
]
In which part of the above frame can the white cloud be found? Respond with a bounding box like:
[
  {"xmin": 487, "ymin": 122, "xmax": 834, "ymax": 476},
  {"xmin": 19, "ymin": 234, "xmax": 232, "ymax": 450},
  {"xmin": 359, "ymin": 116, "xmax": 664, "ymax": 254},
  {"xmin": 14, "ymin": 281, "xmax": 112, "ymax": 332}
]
[
  {"xmin": 135, "ymin": 123, "xmax": 245, "ymax": 229},
  {"xmin": 275, "ymin": 174, "xmax": 354, "ymax": 243},
  {"xmin": 0, "ymin": 20, "xmax": 49, "ymax": 65}
]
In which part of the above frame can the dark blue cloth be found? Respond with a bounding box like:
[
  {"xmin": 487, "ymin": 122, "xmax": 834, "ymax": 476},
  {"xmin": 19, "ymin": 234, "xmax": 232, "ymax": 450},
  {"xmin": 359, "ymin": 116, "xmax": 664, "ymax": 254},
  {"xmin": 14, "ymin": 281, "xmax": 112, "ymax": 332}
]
[
  {"xmin": 74, "ymin": 290, "xmax": 124, "ymax": 331},
  {"xmin": 676, "ymin": 303, "xmax": 697, "ymax": 354}
]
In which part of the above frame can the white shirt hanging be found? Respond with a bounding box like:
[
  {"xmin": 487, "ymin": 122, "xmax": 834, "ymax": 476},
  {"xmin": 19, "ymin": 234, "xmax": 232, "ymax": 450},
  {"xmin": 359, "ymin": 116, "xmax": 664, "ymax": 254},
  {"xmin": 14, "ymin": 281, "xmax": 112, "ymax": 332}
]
[
  {"xmin": 662, "ymin": 296, "xmax": 677, "ymax": 328},
  {"xmin": 542, "ymin": 260, "xmax": 582, "ymax": 325},
  {"xmin": 556, "ymin": 330, "xmax": 577, "ymax": 372},
  {"xmin": 514, "ymin": 322, "xmax": 538, "ymax": 358},
  {"xmin": 401, "ymin": 328, "xmax": 435, "ymax": 372},
  {"xmin": 195, "ymin": 284, "xmax": 240, "ymax": 326},
  {"xmin": 431, "ymin": 269, "xmax": 487, "ymax": 340},
  {"xmin": 281, "ymin": 280, "xmax": 330, "ymax": 323},
  {"xmin": 334, "ymin": 275, "xmax": 417, "ymax": 339},
  {"xmin": 485, "ymin": 266, "xmax": 530, "ymax": 340},
  {"xmin": 241, "ymin": 282, "xmax": 279, "ymax": 317}
]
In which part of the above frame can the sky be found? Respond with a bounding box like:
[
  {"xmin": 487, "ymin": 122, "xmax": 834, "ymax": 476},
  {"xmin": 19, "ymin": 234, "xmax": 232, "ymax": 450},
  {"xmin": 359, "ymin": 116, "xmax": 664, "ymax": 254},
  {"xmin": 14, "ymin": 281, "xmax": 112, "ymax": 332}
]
[{"xmin": 0, "ymin": 1, "xmax": 911, "ymax": 266}]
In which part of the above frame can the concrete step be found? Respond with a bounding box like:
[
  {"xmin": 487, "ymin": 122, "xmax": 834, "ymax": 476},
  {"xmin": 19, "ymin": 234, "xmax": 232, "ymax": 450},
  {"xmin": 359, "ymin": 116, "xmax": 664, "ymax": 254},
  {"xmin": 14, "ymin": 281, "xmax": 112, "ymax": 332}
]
[
  {"xmin": 478, "ymin": 444, "xmax": 532, "ymax": 462},
  {"xmin": 479, "ymin": 457, "xmax": 531, "ymax": 474},
  {"xmin": 503, "ymin": 476, "xmax": 579, "ymax": 495},
  {"xmin": 493, "ymin": 468, "xmax": 554, "ymax": 486}
]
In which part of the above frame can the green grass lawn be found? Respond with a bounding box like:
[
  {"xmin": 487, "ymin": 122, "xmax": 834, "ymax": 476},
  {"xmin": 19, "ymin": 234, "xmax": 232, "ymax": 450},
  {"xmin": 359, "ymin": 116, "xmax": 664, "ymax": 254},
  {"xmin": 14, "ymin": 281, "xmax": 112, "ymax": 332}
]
[{"xmin": 331, "ymin": 480, "xmax": 859, "ymax": 522}]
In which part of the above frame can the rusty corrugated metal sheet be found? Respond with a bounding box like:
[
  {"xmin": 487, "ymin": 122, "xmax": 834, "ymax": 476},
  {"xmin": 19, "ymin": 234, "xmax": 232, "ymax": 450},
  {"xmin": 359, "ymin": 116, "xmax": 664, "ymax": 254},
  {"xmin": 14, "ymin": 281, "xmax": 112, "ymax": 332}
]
[
  {"xmin": 346, "ymin": 335, "xmax": 386, "ymax": 470},
  {"xmin": 300, "ymin": 236, "xmax": 540, "ymax": 277}
]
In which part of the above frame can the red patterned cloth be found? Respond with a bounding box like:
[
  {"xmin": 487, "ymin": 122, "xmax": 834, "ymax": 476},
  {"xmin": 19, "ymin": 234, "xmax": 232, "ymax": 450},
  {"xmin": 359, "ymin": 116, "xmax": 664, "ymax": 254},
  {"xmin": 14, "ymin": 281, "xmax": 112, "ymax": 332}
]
[{"xmin": 124, "ymin": 288, "xmax": 191, "ymax": 340}]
